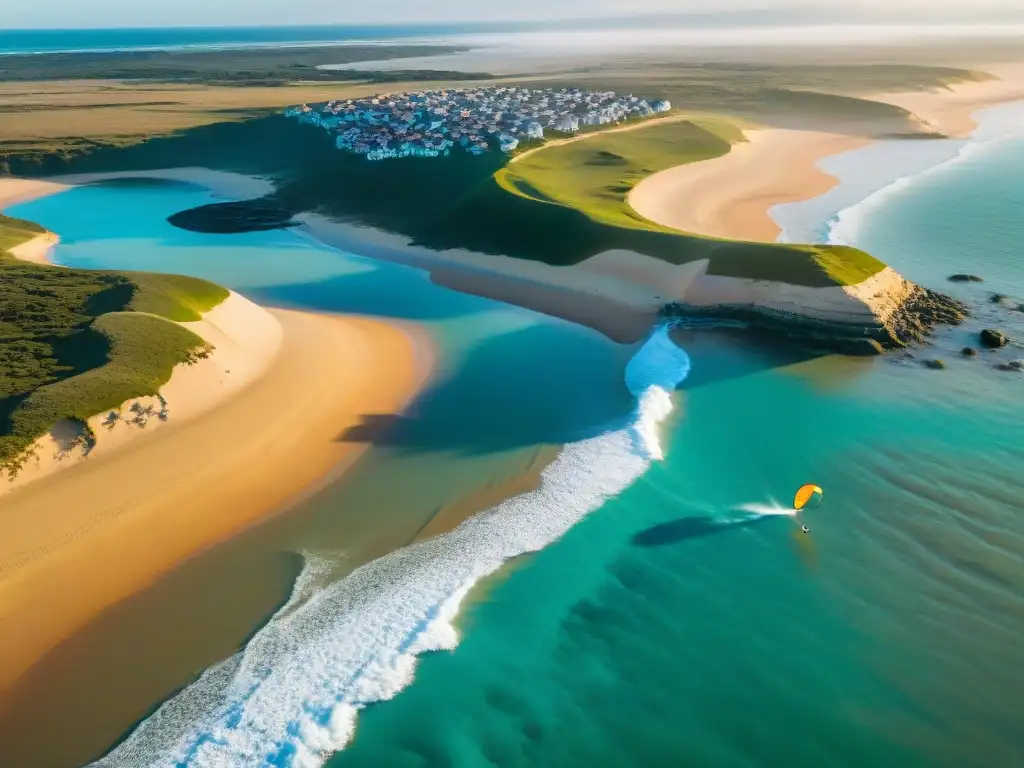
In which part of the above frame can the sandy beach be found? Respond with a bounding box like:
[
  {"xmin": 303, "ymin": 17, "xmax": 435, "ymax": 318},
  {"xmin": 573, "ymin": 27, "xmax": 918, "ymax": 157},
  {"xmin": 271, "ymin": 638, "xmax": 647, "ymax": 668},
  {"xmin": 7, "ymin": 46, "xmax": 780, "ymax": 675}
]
[
  {"xmin": 0, "ymin": 178, "xmax": 434, "ymax": 698},
  {"xmin": 0, "ymin": 290, "xmax": 285, "ymax": 497},
  {"xmin": 877, "ymin": 62, "xmax": 1024, "ymax": 138},
  {"xmin": 628, "ymin": 128, "xmax": 866, "ymax": 242},
  {"xmin": 7, "ymin": 231, "xmax": 59, "ymax": 263},
  {"xmin": 629, "ymin": 63, "xmax": 1024, "ymax": 243}
]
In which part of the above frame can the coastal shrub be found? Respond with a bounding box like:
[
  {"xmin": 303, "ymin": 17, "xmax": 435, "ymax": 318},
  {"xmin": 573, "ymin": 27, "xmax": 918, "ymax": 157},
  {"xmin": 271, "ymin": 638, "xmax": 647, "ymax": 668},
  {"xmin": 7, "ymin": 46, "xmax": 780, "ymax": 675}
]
[
  {"xmin": 125, "ymin": 272, "xmax": 230, "ymax": 321},
  {"xmin": 0, "ymin": 221, "xmax": 228, "ymax": 478},
  {"xmin": 2, "ymin": 312, "xmax": 212, "ymax": 477},
  {"xmin": 501, "ymin": 119, "xmax": 734, "ymax": 230},
  {"xmin": 0, "ymin": 214, "xmax": 46, "ymax": 252}
]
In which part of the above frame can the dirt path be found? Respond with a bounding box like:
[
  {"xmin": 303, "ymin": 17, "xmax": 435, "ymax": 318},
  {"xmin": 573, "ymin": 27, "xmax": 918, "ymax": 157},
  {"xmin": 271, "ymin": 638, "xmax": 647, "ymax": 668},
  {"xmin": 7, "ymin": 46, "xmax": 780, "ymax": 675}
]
[{"xmin": 508, "ymin": 112, "xmax": 695, "ymax": 164}]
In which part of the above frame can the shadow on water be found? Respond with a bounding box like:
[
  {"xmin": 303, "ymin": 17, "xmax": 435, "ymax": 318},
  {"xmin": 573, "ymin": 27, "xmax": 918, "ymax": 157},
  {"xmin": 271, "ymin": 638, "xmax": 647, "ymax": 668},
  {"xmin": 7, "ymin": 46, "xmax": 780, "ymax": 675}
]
[
  {"xmin": 632, "ymin": 515, "xmax": 820, "ymax": 572},
  {"xmin": 336, "ymin": 321, "xmax": 638, "ymax": 455},
  {"xmin": 631, "ymin": 514, "xmax": 773, "ymax": 547}
]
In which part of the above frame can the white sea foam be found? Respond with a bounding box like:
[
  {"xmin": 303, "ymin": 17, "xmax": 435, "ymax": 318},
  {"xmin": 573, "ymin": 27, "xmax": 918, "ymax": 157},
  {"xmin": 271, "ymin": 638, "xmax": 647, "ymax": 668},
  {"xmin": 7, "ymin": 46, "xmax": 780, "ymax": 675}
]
[
  {"xmin": 825, "ymin": 125, "xmax": 1024, "ymax": 249},
  {"xmin": 772, "ymin": 100, "xmax": 1024, "ymax": 247},
  {"xmin": 91, "ymin": 324, "xmax": 691, "ymax": 768},
  {"xmin": 736, "ymin": 502, "xmax": 797, "ymax": 517}
]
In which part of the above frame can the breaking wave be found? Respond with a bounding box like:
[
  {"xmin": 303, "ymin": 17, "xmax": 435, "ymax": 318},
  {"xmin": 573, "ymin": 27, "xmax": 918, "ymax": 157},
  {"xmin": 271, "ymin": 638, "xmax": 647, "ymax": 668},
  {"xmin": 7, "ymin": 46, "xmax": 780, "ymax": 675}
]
[
  {"xmin": 91, "ymin": 324, "xmax": 691, "ymax": 768},
  {"xmin": 825, "ymin": 129, "xmax": 1021, "ymax": 248}
]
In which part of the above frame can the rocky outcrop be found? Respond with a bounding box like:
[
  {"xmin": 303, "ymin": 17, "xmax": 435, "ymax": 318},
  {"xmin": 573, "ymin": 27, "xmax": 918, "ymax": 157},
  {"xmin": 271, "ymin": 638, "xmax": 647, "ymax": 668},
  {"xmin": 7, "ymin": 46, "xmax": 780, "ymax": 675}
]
[
  {"xmin": 948, "ymin": 274, "xmax": 983, "ymax": 282},
  {"xmin": 660, "ymin": 262, "xmax": 966, "ymax": 354},
  {"xmin": 886, "ymin": 285, "xmax": 967, "ymax": 345},
  {"xmin": 980, "ymin": 329, "xmax": 1009, "ymax": 348}
]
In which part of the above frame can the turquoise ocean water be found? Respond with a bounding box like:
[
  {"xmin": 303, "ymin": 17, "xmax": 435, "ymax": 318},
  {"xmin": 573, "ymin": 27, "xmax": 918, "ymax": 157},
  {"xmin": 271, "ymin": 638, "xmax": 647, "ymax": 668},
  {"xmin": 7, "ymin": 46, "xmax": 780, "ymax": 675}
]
[{"xmin": 6, "ymin": 104, "xmax": 1024, "ymax": 767}]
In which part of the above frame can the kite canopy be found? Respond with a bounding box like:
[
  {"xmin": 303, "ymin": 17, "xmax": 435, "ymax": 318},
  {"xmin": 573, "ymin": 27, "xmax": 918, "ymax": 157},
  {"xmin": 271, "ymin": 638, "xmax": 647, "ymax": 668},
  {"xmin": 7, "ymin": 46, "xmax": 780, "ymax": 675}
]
[{"xmin": 793, "ymin": 484, "xmax": 823, "ymax": 511}]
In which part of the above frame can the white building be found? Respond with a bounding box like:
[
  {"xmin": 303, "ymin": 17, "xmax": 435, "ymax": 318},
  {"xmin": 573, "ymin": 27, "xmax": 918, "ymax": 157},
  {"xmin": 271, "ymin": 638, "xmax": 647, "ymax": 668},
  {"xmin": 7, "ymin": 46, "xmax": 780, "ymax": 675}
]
[
  {"xmin": 554, "ymin": 115, "xmax": 579, "ymax": 133},
  {"xmin": 498, "ymin": 134, "xmax": 519, "ymax": 153}
]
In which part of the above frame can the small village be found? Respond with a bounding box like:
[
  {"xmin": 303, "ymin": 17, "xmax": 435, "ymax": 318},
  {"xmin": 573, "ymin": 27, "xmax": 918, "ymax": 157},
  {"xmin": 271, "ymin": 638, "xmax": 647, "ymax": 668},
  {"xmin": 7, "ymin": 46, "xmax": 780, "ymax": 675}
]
[{"xmin": 285, "ymin": 86, "xmax": 671, "ymax": 161}]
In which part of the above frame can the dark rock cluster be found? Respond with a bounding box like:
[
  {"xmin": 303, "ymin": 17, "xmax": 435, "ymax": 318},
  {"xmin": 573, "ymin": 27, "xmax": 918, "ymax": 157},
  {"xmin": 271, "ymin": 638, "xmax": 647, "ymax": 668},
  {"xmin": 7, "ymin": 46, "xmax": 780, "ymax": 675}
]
[
  {"xmin": 659, "ymin": 285, "xmax": 967, "ymax": 356},
  {"xmin": 948, "ymin": 274, "xmax": 983, "ymax": 282},
  {"xmin": 980, "ymin": 328, "xmax": 1009, "ymax": 348},
  {"xmin": 884, "ymin": 286, "xmax": 968, "ymax": 347}
]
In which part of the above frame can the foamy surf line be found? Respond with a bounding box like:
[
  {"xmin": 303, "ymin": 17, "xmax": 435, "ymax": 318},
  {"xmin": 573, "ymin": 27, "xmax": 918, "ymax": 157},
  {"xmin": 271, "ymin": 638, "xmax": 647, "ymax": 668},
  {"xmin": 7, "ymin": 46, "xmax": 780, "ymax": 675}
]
[
  {"xmin": 91, "ymin": 324, "xmax": 691, "ymax": 768},
  {"xmin": 823, "ymin": 111, "xmax": 1024, "ymax": 248}
]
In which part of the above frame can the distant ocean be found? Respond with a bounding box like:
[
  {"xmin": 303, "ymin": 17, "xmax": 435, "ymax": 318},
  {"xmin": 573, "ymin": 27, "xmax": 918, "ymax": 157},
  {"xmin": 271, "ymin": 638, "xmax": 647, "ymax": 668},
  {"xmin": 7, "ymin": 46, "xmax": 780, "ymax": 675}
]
[
  {"xmin": 0, "ymin": 26, "xmax": 477, "ymax": 55},
  {"xmin": 5, "ymin": 18, "xmax": 1024, "ymax": 56}
]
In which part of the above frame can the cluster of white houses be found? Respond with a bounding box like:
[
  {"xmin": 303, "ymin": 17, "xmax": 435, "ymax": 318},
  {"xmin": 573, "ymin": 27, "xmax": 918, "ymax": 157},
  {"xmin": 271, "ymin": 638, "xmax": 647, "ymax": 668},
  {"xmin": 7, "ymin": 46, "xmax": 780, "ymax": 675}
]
[{"xmin": 285, "ymin": 86, "xmax": 671, "ymax": 161}]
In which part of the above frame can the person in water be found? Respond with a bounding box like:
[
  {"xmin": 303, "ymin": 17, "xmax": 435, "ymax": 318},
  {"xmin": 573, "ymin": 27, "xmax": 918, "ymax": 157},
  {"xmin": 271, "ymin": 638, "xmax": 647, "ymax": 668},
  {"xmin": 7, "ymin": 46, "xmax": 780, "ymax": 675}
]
[{"xmin": 801, "ymin": 525, "xmax": 810, "ymax": 534}]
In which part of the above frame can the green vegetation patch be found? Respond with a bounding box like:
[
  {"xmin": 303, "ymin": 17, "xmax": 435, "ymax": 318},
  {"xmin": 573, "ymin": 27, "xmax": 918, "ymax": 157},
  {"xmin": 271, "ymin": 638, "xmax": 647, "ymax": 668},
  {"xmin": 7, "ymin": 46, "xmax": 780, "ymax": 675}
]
[
  {"xmin": 489, "ymin": 117, "xmax": 883, "ymax": 285},
  {"xmin": 0, "ymin": 237, "xmax": 226, "ymax": 478},
  {"xmin": 8, "ymin": 107, "xmax": 886, "ymax": 291},
  {"xmin": 5, "ymin": 312, "xmax": 211, "ymax": 471},
  {"xmin": 499, "ymin": 118, "xmax": 736, "ymax": 229},
  {"xmin": 0, "ymin": 214, "xmax": 46, "ymax": 252},
  {"xmin": 125, "ymin": 272, "xmax": 230, "ymax": 321},
  {"xmin": 131, "ymin": 113, "xmax": 882, "ymax": 287}
]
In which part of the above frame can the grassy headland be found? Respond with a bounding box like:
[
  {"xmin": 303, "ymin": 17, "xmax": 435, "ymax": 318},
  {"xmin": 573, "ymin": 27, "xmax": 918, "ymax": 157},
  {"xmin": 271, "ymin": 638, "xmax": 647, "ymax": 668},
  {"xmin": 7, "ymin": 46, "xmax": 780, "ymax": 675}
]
[
  {"xmin": 0, "ymin": 216, "xmax": 228, "ymax": 478},
  {"xmin": 90, "ymin": 111, "xmax": 881, "ymax": 287}
]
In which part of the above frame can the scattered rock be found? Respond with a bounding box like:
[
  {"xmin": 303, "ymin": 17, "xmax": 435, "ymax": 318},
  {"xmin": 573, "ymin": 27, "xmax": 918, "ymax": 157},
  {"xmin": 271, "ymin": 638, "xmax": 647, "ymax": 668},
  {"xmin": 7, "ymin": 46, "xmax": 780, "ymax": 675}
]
[
  {"xmin": 990, "ymin": 293, "xmax": 1011, "ymax": 305},
  {"xmin": 886, "ymin": 287, "xmax": 967, "ymax": 346},
  {"xmin": 924, "ymin": 359, "xmax": 946, "ymax": 369},
  {"xmin": 961, "ymin": 347, "xmax": 977, "ymax": 357},
  {"xmin": 948, "ymin": 274, "xmax": 983, "ymax": 282},
  {"xmin": 995, "ymin": 360, "xmax": 1024, "ymax": 372},
  {"xmin": 980, "ymin": 329, "xmax": 1009, "ymax": 348}
]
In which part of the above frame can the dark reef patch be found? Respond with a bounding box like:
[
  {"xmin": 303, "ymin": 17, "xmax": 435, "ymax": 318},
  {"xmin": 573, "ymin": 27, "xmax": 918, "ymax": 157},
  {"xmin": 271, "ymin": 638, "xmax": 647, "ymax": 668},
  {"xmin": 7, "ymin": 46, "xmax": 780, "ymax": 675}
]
[{"xmin": 167, "ymin": 200, "xmax": 297, "ymax": 234}]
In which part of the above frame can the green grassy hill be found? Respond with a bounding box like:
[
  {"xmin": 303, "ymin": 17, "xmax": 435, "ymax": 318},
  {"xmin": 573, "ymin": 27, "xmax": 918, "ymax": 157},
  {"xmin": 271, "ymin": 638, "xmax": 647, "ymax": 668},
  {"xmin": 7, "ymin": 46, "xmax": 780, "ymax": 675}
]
[
  {"xmin": 0, "ymin": 217, "xmax": 228, "ymax": 479},
  {"xmin": 488, "ymin": 116, "xmax": 884, "ymax": 285},
  {"xmin": 81, "ymin": 112, "xmax": 881, "ymax": 288}
]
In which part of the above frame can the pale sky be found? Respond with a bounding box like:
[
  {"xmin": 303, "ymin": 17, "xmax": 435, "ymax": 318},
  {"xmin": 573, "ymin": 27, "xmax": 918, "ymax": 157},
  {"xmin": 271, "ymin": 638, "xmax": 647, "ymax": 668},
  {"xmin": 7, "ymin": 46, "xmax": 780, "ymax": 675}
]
[{"xmin": 4, "ymin": 0, "xmax": 1023, "ymax": 30}]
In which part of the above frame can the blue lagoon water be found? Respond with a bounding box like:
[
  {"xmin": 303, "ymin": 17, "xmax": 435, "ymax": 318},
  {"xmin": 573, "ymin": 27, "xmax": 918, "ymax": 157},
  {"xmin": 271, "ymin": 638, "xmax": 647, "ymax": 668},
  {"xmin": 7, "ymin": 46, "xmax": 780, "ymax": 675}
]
[
  {"xmin": 0, "ymin": 25, "xmax": 485, "ymax": 55},
  {"xmin": 5, "ymin": 105, "xmax": 1024, "ymax": 766}
]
